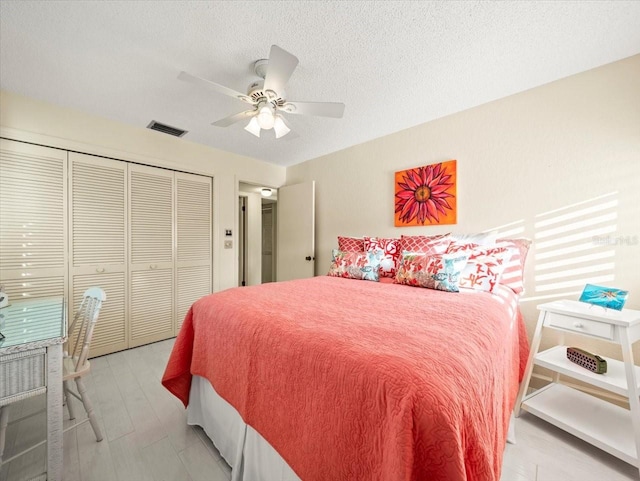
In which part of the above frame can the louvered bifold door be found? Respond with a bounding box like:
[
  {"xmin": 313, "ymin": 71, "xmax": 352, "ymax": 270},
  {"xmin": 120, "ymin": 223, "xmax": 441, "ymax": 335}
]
[
  {"xmin": 69, "ymin": 153, "xmax": 127, "ymax": 357},
  {"xmin": 175, "ymin": 173, "xmax": 212, "ymax": 333},
  {"xmin": 129, "ymin": 164, "xmax": 175, "ymax": 347},
  {"xmin": 0, "ymin": 139, "xmax": 67, "ymax": 300}
]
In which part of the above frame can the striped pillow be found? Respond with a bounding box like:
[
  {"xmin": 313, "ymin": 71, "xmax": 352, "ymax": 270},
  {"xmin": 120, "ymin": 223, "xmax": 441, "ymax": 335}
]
[{"xmin": 493, "ymin": 238, "xmax": 532, "ymax": 295}]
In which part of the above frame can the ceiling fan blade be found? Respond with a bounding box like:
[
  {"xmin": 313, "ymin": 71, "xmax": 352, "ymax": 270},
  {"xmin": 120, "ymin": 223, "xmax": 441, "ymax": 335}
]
[
  {"xmin": 263, "ymin": 45, "xmax": 299, "ymax": 95},
  {"xmin": 212, "ymin": 110, "xmax": 257, "ymax": 127},
  {"xmin": 279, "ymin": 101, "xmax": 345, "ymax": 118},
  {"xmin": 178, "ymin": 71, "xmax": 254, "ymax": 104}
]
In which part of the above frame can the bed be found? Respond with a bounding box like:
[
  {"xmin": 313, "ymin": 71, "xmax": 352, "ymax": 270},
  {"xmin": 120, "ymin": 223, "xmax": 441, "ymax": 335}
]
[{"xmin": 163, "ymin": 275, "xmax": 529, "ymax": 481}]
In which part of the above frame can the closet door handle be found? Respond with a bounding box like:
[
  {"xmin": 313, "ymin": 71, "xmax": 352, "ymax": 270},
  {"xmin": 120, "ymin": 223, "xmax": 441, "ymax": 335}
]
[
  {"xmin": 96, "ymin": 267, "xmax": 105, "ymax": 273},
  {"xmin": 149, "ymin": 264, "xmax": 157, "ymax": 270}
]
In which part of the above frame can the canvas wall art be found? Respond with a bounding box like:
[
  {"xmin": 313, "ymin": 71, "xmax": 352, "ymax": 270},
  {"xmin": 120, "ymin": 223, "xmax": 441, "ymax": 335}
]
[{"xmin": 395, "ymin": 160, "xmax": 457, "ymax": 227}]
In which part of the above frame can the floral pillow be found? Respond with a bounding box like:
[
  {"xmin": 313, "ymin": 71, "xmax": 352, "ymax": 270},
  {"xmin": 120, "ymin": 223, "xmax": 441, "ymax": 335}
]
[
  {"xmin": 396, "ymin": 234, "xmax": 451, "ymax": 273},
  {"xmin": 452, "ymin": 245, "xmax": 513, "ymax": 293},
  {"xmin": 337, "ymin": 236, "xmax": 364, "ymax": 252},
  {"xmin": 364, "ymin": 237, "xmax": 400, "ymax": 278},
  {"xmin": 395, "ymin": 252, "xmax": 468, "ymax": 292},
  {"xmin": 328, "ymin": 249, "xmax": 383, "ymax": 282}
]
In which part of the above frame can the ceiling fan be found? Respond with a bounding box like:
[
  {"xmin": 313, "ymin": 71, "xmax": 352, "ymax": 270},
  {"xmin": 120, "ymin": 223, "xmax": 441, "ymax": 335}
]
[{"xmin": 178, "ymin": 45, "xmax": 345, "ymax": 139}]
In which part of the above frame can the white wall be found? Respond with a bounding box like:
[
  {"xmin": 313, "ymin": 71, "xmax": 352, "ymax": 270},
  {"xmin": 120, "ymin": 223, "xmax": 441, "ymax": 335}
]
[
  {"xmin": 0, "ymin": 90, "xmax": 286, "ymax": 291},
  {"xmin": 287, "ymin": 55, "xmax": 640, "ymax": 359}
]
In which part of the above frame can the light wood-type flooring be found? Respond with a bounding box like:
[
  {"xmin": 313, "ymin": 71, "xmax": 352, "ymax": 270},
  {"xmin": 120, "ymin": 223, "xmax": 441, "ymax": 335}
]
[{"xmin": 0, "ymin": 338, "xmax": 637, "ymax": 481}]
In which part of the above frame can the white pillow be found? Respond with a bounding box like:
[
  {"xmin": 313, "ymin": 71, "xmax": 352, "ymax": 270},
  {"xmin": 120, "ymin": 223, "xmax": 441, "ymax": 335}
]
[{"xmin": 451, "ymin": 231, "xmax": 498, "ymax": 246}]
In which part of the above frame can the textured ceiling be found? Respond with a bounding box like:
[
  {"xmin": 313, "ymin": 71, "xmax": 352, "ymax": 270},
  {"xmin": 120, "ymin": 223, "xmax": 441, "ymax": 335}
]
[{"xmin": 1, "ymin": 1, "xmax": 639, "ymax": 167}]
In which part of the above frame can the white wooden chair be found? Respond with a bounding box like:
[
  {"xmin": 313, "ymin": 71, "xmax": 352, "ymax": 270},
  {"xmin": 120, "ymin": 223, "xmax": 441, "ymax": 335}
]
[{"xmin": 63, "ymin": 287, "xmax": 105, "ymax": 442}]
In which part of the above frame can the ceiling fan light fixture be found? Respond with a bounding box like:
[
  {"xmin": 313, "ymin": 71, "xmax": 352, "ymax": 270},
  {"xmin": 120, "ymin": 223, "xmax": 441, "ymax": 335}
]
[
  {"xmin": 244, "ymin": 117, "xmax": 261, "ymax": 137},
  {"xmin": 257, "ymin": 102, "xmax": 275, "ymax": 130},
  {"xmin": 273, "ymin": 115, "xmax": 291, "ymax": 139}
]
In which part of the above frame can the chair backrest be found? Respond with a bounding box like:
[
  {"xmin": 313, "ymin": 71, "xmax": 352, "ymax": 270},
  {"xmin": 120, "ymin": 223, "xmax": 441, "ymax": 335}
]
[{"xmin": 67, "ymin": 287, "xmax": 106, "ymax": 371}]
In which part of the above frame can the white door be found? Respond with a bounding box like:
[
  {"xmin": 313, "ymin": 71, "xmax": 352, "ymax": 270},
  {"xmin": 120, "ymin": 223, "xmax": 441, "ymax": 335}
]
[
  {"xmin": 69, "ymin": 153, "xmax": 127, "ymax": 357},
  {"xmin": 276, "ymin": 181, "xmax": 315, "ymax": 281},
  {"xmin": 175, "ymin": 172, "xmax": 212, "ymax": 332},
  {"xmin": 128, "ymin": 164, "xmax": 175, "ymax": 347},
  {"xmin": 0, "ymin": 139, "xmax": 67, "ymax": 300}
]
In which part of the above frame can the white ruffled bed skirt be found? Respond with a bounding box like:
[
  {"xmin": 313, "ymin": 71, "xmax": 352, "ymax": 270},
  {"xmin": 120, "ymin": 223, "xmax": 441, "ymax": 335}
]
[{"xmin": 187, "ymin": 375, "xmax": 301, "ymax": 481}]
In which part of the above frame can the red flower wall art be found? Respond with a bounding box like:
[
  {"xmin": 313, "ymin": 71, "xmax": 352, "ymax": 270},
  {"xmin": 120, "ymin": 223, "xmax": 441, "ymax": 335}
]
[{"xmin": 394, "ymin": 160, "xmax": 457, "ymax": 226}]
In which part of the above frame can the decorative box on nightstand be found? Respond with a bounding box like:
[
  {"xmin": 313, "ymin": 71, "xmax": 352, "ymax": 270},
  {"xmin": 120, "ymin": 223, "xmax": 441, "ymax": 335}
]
[{"xmin": 515, "ymin": 300, "xmax": 640, "ymax": 475}]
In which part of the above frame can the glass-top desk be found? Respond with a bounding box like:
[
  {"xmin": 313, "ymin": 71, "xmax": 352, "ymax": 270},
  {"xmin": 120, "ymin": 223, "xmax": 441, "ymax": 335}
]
[{"xmin": 0, "ymin": 297, "xmax": 66, "ymax": 481}]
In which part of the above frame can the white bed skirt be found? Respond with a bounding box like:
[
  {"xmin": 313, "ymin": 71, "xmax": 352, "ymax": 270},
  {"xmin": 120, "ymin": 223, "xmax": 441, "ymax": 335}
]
[
  {"xmin": 187, "ymin": 375, "xmax": 301, "ymax": 481},
  {"xmin": 187, "ymin": 375, "xmax": 517, "ymax": 480}
]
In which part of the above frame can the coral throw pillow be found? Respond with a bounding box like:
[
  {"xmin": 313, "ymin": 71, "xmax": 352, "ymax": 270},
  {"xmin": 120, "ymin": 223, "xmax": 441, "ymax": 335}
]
[
  {"xmin": 337, "ymin": 236, "xmax": 364, "ymax": 252},
  {"xmin": 397, "ymin": 235, "xmax": 451, "ymax": 273},
  {"xmin": 399, "ymin": 234, "xmax": 451, "ymax": 254},
  {"xmin": 364, "ymin": 237, "xmax": 400, "ymax": 278}
]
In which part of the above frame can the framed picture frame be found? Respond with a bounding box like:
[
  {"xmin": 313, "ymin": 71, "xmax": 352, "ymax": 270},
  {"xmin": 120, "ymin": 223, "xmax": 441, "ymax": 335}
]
[
  {"xmin": 394, "ymin": 160, "xmax": 456, "ymax": 227},
  {"xmin": 578, "ymin": 284, "xmax": 628, "ymax": 311}
]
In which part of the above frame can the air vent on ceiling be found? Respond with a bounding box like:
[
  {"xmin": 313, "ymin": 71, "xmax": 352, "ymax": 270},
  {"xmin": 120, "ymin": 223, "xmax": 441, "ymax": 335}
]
[{"xmin": 147, "ymin": 120, "xmax": 187, "ymax": 137}]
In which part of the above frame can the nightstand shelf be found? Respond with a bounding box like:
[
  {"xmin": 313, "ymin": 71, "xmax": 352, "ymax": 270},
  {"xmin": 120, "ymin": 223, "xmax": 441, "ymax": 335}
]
[
  {"xmin": 534, "ymin": 345, "xmax": 640, "ymax": 397},
  {"xmin": 516, "ymin": 300, "xmax": 640, "ymax": 475},
  {"xmin": 522, "ymin": 383, "xmax": 636, "ymax": 466}
]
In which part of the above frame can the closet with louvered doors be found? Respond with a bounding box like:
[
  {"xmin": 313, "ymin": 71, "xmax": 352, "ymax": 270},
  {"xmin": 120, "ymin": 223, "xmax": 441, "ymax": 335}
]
[
  {"xmin": 0, "ymin": 139, "xmax": 68, "ymax": 301},
  {"xmin": 69, "ymin": 153, "xmax": 127, "ymax": 357},
  {"xmin": 175, "ymin": 172, "xmax": 212, "ymax": 332},
  {"xmin": 128, "ymin": 164, "xmax": 176, "ymax": 347}
]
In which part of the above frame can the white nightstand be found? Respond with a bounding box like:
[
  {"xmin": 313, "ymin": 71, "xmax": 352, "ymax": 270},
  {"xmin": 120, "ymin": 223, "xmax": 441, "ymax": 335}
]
[{"xmin": 515, "ymin": 300, "xmax": 640, "ymax": 474}]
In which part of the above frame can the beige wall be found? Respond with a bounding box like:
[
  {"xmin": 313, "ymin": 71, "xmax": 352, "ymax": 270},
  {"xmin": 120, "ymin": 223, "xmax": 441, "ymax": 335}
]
[
  {"xmin": 2, "ymin": 55, "xmax": 639, "ymax": 360},
  {"xmin": 0, "ymin": 90, "xmax": 286, "ymax": 291},
  {"xmin": 287, "ymin": 55, "xmax": 640, "ymax": 360}
]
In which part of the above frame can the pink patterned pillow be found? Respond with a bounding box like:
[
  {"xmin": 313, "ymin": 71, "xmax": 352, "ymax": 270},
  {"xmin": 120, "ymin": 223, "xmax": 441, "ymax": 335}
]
[
  {"xmin": 457, "ymin": 246, "xmax": 512, "ymax": 293},
  {"xmin": 446, "ymin": 242, "xmax": 477, "ymax": 255},
  {"xmin": 337, "ymin": 236, "xmax": 364, "ymax": 252},
  {"xmin": 397, "ymin": 235, "xmax": 451, "ymax": 273},
  {"xmin": 493, "ymin": 238, "xmax": 532, "ymax": 294},
  {"xmin": 399, "ymin": 234, "xmax": 451, "ymax": 254},
  {"xmin": 364, "ymin": 237, "xmax": 400, "ymax": 278}
]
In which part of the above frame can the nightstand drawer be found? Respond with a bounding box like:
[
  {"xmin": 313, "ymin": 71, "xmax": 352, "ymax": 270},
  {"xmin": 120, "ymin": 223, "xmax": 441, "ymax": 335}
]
[{"xmin": 545, "ymin": 312, "xmax": 613, "ymax": 339}]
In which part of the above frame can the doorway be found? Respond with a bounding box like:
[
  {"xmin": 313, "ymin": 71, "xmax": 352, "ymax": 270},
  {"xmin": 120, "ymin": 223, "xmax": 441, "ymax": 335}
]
[
  {"xmin": 238, "ymin": 183, "xmax": 277, "ymax": 286},
  {"xmin": 261, "ymin": 200, "xmax": 277, "ymax": 283}
]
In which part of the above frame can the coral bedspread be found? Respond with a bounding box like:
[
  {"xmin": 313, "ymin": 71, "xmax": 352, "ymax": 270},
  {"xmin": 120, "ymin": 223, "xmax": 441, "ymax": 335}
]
[{"xmin": 162, "ymin": 276, "xmax": 529, "ymax": 481}]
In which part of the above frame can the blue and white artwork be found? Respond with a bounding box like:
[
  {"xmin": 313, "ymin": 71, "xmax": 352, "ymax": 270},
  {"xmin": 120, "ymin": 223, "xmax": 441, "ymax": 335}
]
[{"xmin": 579, "ymin": 284, "xmax": 628, "ymax": 311}]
